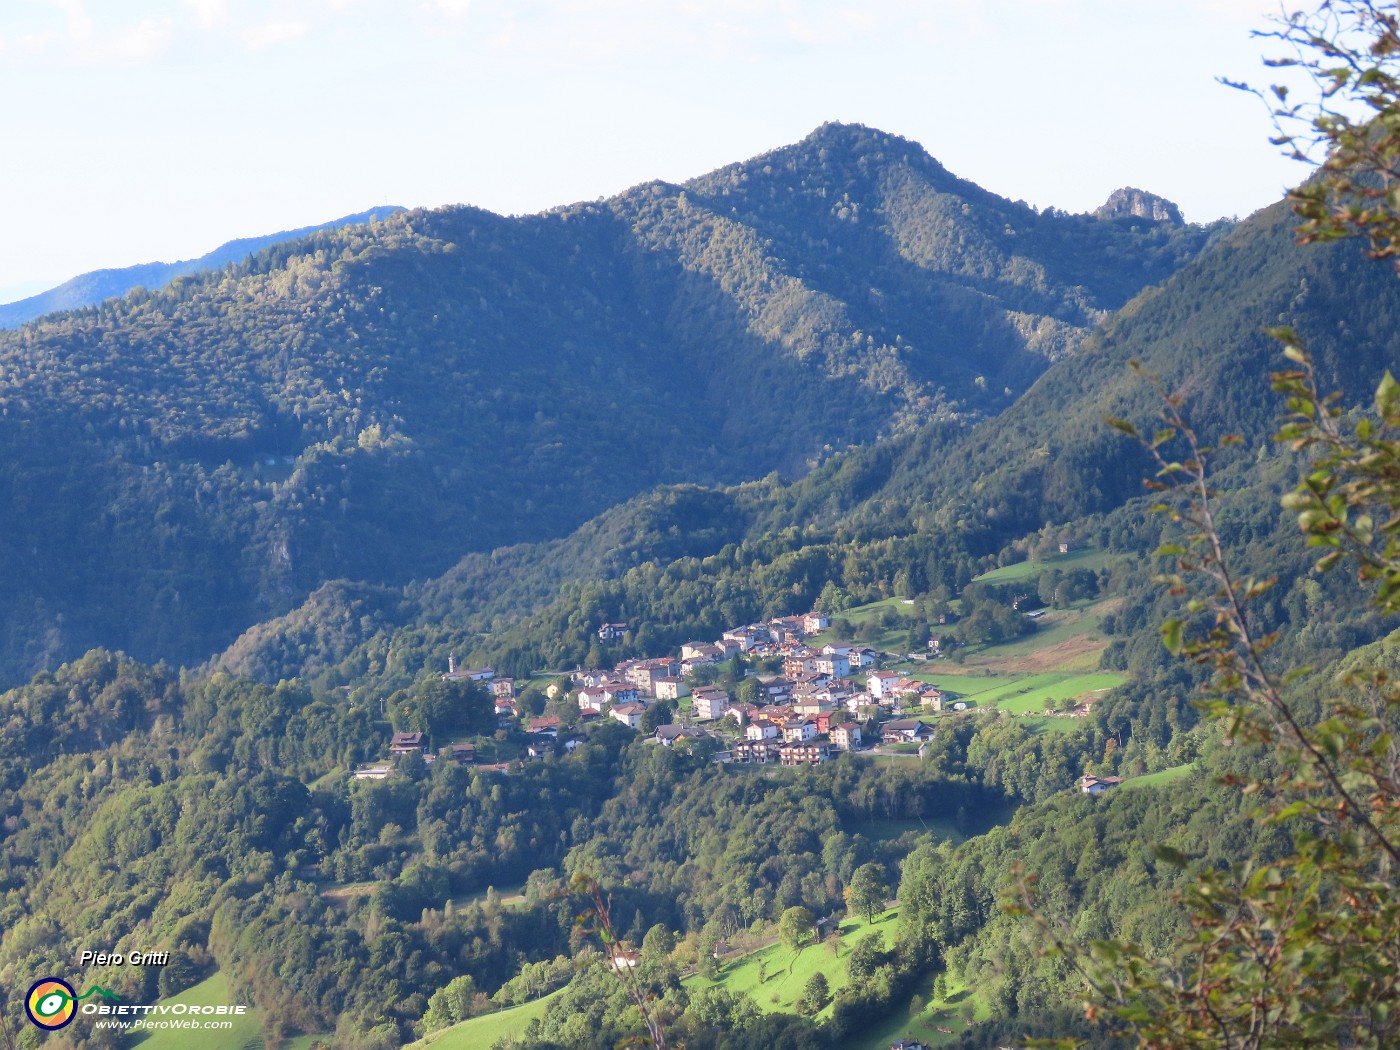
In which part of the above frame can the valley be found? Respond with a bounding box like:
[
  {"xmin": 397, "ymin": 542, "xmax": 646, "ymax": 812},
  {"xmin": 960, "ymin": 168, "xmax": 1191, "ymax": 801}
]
[{"xmin": 1, "ymin": 106, "xmax": 1398, "ymax": 1050}]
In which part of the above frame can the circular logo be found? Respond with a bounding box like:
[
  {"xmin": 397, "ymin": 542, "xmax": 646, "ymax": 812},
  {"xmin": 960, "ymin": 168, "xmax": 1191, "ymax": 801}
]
[{"xmin": 26, "ymin": 978, "xmax": 77, "ymax": 1030}]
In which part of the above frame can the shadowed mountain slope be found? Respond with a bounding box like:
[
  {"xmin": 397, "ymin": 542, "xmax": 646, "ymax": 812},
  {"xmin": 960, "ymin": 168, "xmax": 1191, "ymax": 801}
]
[
  {"xmin": 214, "ymin": 190, "xmax": 1400, "ymax": 689},
  {"xmin": 0, "ymin": 123, "xmax": 1218, "ymax": 685}
]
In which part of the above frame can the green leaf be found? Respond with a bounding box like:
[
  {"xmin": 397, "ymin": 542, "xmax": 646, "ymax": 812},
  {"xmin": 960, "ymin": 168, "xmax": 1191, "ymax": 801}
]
[
  {"xmin": 1316, "ymin": 550, "xmax": 1342, "ymax": 571},
  {"xmin": 1161, "ymin": 619, "xmax": 1184, "ymax": 656},
  {"xmin": 1152, "ymin": 845, "xmax": 1189, "ymax": 868},
  {"xmin": 1376, "ymin": 370, "xmax": 1400, "ymax": 413}
]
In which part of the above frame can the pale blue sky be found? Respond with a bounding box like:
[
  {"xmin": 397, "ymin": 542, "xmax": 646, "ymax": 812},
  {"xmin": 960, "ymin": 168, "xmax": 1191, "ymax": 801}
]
[{"xmin": 1, "ymin": 0, "xmax": 1305, "ymax": 301}]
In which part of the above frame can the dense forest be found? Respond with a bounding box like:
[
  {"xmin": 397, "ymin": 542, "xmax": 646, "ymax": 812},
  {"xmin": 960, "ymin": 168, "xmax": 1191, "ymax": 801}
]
[
  {"xmin": 0, "ymin": 123, "xmax": 1224, "ymax": 688},
  {"xmin": 0, "ymin": 532, "xmax": 1378, "ymax": 1049},
  {"xmin": 212, "ymin": 187, "xmax": 1400, "ymax": 703},
  {"xmin": 0, "ymin": 208, "xmax": 404, "ymax": 330}
]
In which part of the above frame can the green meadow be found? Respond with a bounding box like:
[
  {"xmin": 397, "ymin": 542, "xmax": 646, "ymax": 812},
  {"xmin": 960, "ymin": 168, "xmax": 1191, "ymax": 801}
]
[
  {"xmin": 404, "ymin": 988, "xmax": 565, "ymax": 1050},
  {"xmin": 844, "ymin": 815, "xmax": 967, "ymax": 845},
  {"xmin": 447, "ymin": 882, "xmax": 527, "ymax": 910},
  {"xmin": 683, "ymin": 909, "xmax": 900, "ymax": 1020},
  {"xmin": 978, "ymin": 672, "xmax": 1126, "ymax": 714},
  {"xmin": 126, "ymin": 971, "xmax": 327, "ymax": 1050},
  {"xmin": 807, "ymin": 596, "xmax": 919, "ymax": 651},
  {"xmin": 1122, "ymin": 762, "xmax": 1197, "ymax": 790},
  {"xmin": 906, "ymin": 671, "xmax": 1020, "ymax": 698},
  {"xmin": 413, "ymin": 911, "xmax": 906, "ymax": 1048},
  {"xmin": 972, "ymin": 547, "xmax": 1115, "ymax": 584},
  {"xmin": 855, "ymin": 969, "xmax": 994, "ymax": 1049}
]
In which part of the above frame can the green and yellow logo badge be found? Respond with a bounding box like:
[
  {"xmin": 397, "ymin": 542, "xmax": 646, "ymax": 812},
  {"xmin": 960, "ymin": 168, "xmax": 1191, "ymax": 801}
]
[
  {"xmin": 23, "ymin": 978, "xmax": 121, "ymax": 1028},
  {"xmin": 26, "ymin": 978, "xmax": 77, "ymax": 1030}
]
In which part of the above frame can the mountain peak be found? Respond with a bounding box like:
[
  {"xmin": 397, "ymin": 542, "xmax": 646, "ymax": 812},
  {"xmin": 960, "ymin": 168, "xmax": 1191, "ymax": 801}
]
[
  {"xmin": 1094, "ymin": 187, "xmax": 1184, "ymax": 225},
  {"xmin": 793, "ymin": 121, "xmax": 947, "ymax": 169}
]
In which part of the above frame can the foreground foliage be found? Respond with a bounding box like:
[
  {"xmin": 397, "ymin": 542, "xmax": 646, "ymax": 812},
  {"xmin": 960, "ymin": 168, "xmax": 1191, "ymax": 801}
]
[{"xmin": 1010, "ymin": 9, "xmax": 1400, "ymax": 1041}]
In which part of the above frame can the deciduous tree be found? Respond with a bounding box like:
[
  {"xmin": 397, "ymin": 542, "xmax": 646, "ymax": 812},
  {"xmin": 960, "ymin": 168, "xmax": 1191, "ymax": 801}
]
[
  {"xmin": 779, "ymin": 906, "xmax": 816, "ymax": 955},
  {"xmin": 846, "ymin": 862, "xmax": 889, "ymax": 925}
]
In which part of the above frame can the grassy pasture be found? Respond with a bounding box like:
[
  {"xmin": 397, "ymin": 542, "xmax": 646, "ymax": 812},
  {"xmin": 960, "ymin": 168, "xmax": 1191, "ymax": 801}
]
[
  {"xmin": 844, "ymin": 815, "xmax": 967, "ymax": 845},
  {"xmin": 411, "ymin": 912, "xmax": 902, "ymax": 1049},
  {"xmin": 807, "ymin": 596, "xmax": 918, "ymax": 651},
  {"xmin": 972, "ymin": 547, "xmax": 1115, "ymax": 584},
  {"xmin": 446, "ymin": 882, "xmax": 527, "ymax": 910},
  {"xmin": 1122, "ymin": 762, "xmax": 1197, "ymax": 790},
  {"xmin": 981, "ymin": 672, "xmax": 1126, "ymax": 714},
  {"xmin": 852, "ymin": 969, "xmax": 993, "ymax": 1049},
  {"xmin": 683, "ymin": 909, "xmax": 900, "ymax": 1020},
  {"xmin": 403, "ymin": 988, "xmax": 565, "ymax": 1049},
  {"xmin": 127, "ymin": 971, "xmax": 328, "ymax": 1050}
]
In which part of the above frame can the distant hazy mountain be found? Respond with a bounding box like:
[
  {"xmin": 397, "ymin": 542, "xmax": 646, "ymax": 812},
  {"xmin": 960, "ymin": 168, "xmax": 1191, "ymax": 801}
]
[{"xmin": 0, "ymin": 207, "xmax": 404, "ymax": 328}]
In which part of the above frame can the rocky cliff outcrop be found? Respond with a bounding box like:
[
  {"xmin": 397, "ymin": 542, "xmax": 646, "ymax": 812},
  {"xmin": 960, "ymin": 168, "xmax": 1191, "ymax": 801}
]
[{"xmin": 1095, "ymin": 186, "xmax": 1185, "ymax": 225}]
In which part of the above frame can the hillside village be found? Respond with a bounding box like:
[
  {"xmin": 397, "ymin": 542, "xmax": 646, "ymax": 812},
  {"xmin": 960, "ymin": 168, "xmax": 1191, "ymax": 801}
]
[
  {"xmin": 349, "ymin": 610, "xmax": 925, "ymax": 775},
  {"xmin": 353, "ymin": 597, "xmax": 1118, "ymax": 795}
]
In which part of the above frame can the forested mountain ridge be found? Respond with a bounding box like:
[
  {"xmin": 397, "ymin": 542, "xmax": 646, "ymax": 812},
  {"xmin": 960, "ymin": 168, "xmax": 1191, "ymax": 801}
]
[
  {"xmin": 0, "ymin": 122, "xmax": 1216, "ymax": 688},
  {"xmin": 0, "ymin": 207, "xmax": 404, "ymax": 329},
  {"xmin": 612, "ymin": 123, "xmax": 1227, "ymax": 434},
  {"xmin": 220, "ymin": 186, "xmax": 1400, "ymax": 695}
]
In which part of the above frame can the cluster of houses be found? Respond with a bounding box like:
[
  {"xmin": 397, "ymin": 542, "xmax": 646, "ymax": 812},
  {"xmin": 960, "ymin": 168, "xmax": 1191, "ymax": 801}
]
[
  {"xmin": 352, "ymin": 611, "xmax": 967, "ymax": 780},
  {"xmin": 352, "ymin": 729, "xmax": 518, "ymax": 780},
  {"xmin": 567, "ymin": 614, "xmax": 959, "ymax": 765}
]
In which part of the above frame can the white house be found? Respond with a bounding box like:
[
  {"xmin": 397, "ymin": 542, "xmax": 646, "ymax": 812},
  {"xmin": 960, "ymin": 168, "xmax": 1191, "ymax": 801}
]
[
  {"xmin": 610, "ymin": 703, "xmax": 647, "ymax": 729},
  {"xmin": 722, "ymin": 626, "xmax": 767, "ymax": 652},
  {"xmin": 843, "ymin": 691, "xmax": 875, "ymax": 713},
  {"xmin": 578, "ymin": 686, "xmax": 607, "ymax": 712},
  {"xmin": 601, "ymin": 680, "xmax": 641, "ymax": 704},
  {"xmin": 681, "ymin": 641, "xmax": 724, "ymax": 663},
  {"xmin": 692, "ymin": 687, "xmax": 730, "ymax": 721},
  {"xmin": 574, "ymin": 668, "xmax": 610, "ymax": 688},
  {"xmin": 783, "ymin": 720, "xmax": 818, "ymax": 743},
  {"xmin": 814, "ymin": 654, "xmax": 851, "ymax": 678},
  {"xmin": 1080, "ymin": 774, "xmax": 1122, "ymax": 795},
  {"xmin": 653, "ymin": 677, "xmax": 689, "ymax": 702},
  {"xmin": 881, "ymin": 718, "xmax": 935, "ymax": 744},
  {"xmin": 656, "ymin": 725, "xmax": 707, "ymax": 747},
  {"xmin": 745, "ymin": 719, "xmax": 779, "ymax": 741},
  {"xmin": 850, "ymin": 647, "xmax": 880, "ymax": 669},
  {"xmin": 866, "ymin": 670, "xmax": 901, "ymax": 700}
]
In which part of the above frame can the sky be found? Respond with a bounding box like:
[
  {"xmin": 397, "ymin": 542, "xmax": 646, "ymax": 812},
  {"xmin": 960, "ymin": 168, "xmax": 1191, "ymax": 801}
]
[{"xmin": 0, "ymin": 0, "xmax": 1312, "ymax": 303}]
